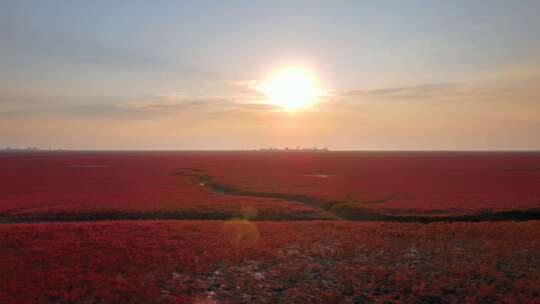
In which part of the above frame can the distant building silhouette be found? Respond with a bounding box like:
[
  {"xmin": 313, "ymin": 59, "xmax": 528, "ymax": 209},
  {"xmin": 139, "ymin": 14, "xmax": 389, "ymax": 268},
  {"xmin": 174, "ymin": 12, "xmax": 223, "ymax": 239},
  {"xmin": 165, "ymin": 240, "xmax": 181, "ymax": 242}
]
[{"xmin": 258, "ymin": 146, "xmax": 330, "ymax": 152}]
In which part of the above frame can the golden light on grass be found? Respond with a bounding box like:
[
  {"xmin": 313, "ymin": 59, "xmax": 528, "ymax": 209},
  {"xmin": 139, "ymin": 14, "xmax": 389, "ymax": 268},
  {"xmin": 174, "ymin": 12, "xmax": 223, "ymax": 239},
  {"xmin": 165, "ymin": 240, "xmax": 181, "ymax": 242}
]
[{"xmin": 255, "ymin": 67, "xmax": 326, "ymax": 111}]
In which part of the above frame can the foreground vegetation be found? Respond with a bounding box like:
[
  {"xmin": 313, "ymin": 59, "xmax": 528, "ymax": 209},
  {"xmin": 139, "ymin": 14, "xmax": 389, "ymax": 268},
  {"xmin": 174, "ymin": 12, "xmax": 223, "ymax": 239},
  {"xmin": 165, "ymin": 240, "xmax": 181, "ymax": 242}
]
[{"xmin": 2, "ymin": 220, "xmax": 539, "ymax": 303}]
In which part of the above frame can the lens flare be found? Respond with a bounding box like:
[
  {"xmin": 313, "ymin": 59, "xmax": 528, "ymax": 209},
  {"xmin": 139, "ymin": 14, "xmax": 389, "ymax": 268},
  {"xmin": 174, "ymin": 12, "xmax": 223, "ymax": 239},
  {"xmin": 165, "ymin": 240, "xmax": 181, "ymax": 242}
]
[{"xmin": 223, "ymin": 219, "xmax": 260, "ymax": 247}]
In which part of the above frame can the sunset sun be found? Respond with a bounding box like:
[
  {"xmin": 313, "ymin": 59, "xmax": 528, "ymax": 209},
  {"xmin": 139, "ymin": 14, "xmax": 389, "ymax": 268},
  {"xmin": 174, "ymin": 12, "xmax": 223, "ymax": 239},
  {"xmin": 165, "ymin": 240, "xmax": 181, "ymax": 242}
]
[{"xmin": 256, "ymin": 67, "xmax": 326, "ymax": 111}]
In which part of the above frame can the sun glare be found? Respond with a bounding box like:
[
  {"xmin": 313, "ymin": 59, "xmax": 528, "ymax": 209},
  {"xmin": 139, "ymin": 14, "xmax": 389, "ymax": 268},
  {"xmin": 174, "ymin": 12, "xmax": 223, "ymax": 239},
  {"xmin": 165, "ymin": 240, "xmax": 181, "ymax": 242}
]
[{"xmin": 256, "ymin": 67, "xmax": 326, "ymax": 111}]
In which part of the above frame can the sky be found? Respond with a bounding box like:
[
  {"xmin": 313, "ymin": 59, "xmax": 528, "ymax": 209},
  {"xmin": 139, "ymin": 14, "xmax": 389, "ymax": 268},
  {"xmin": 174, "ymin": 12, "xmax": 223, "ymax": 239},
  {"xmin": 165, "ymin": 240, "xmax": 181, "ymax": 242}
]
[{"xmin": 1, "ymin": 0, "xmax": 540, "ymax": 150}]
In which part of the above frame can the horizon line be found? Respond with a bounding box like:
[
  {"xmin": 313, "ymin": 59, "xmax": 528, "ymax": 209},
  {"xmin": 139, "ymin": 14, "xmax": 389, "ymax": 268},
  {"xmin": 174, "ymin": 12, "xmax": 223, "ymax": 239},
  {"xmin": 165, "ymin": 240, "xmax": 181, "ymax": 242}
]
[{"xmin": 2, "ymin": 149, "xmax": 540, "ymax": 153}]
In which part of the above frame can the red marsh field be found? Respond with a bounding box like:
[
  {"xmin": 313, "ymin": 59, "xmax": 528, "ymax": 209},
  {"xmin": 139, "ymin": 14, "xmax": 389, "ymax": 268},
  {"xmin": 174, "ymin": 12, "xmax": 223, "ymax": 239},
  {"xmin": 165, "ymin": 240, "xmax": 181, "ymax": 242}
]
[
  {"xmin": 1, "ymin": 152, "xmax": 540, "ymax": 303},
  {"xmin": 1, "ymin": 151, "xmax": 539, "ymax": 222}
]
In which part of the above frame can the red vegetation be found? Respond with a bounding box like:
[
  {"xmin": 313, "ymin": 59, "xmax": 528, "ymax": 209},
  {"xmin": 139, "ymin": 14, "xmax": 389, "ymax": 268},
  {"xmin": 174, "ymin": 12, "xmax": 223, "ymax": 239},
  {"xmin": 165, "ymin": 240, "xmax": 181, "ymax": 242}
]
[
  {"xmin": 198, "ymin": 152, "xmax": 540, "ymax": 217},
  {"xmin": 0, "ymin": 152, "xmax": 334, "ymax": 221},
  {"xmin": 1, "ymin": 152, "xmax": 539, "ymax": 302},
  {"xmin": 1, "ymin": 152, "xmax": 539, "ymax": 221},
  {"xmin": 1, "ymin": 220, "xmax": 539, "ymax": 303}
]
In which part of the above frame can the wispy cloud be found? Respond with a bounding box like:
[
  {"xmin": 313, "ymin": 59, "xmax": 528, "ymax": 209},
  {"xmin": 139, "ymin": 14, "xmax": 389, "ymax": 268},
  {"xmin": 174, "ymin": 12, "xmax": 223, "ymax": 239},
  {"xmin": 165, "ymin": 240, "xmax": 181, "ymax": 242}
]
[
  {"xmin": 3, "ymin": 24, "xmax": 223, "ymax": 80},
  {"xmin": 340, "ymin": 83, "xmax": 463, "ymax": 100},
  {"xmin": 116, "ymin": 89, "xmax": 279, "ymax": 113}
]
